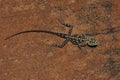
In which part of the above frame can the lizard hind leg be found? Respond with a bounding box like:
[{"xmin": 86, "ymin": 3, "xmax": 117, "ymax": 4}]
[
  {"xmin": 47, "ymin": 39, "xmax": 69, "ymax": 51},
  {"xmin": 50, "ymin": 39, "xmax": 69, "ymax": 48},
  {"xmin": 59, "ymin": 15, "xmax": 73, "ymax": 35}
]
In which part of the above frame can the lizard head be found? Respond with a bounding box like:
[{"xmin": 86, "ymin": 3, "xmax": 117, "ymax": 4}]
[{"xmin": 86, "ymin": 38, "xmax": 97, "ymax": 47}]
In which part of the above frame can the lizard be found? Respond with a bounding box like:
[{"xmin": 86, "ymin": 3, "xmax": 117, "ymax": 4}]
[{"xmin": 5, "ymin": 18, "xmax": 97, "ymax": 49}]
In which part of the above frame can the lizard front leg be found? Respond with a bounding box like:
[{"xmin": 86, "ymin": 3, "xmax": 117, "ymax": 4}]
[
  {"xmin": 77, "ymin": 43, "xmax": 87, "ymax": 54},
  {"xmin": 77, "ymin": 42, "xmax": 87, "ymax": 48}
]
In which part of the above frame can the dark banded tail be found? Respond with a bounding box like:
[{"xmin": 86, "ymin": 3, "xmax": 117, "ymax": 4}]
[{"xmin": 5, "ymin": 30, "xmax": 67, "ymax": 40}]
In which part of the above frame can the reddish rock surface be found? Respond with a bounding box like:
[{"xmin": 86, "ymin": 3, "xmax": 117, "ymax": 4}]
[{"xmin": 0, "ymin": 0, "xmax": 120, "ymax": 80}]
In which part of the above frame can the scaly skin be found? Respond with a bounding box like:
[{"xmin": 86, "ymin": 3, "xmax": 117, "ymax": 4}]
[{"xmin": 5, "ymin": 18, "xmax": 97, "ymax": 49}]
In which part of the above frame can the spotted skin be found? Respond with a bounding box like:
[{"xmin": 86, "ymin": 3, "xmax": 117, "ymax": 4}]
[{"xmin": 5, "ymin": 18, "xmax": 97, "ymax": 49}]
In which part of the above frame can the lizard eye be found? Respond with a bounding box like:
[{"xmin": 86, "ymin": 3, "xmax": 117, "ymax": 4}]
[{"xmin": 87, "ymin": 38, "xmax": 97, "ymax": 47}]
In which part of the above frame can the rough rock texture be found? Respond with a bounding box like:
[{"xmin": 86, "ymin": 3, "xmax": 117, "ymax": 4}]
[{"xmin": 0, "ymin": 0, "xmax": 120, "ymax": 80}]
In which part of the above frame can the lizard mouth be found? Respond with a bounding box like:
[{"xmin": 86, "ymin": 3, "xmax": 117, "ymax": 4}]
[{"xmin": 88, "ymin": 44, "xmax": 97, "ymax": 47}]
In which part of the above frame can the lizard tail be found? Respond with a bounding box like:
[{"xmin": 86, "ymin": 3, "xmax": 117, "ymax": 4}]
[{"xmin": 5, "ymin": 30, "xmax": 65, "ymax": 40}]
